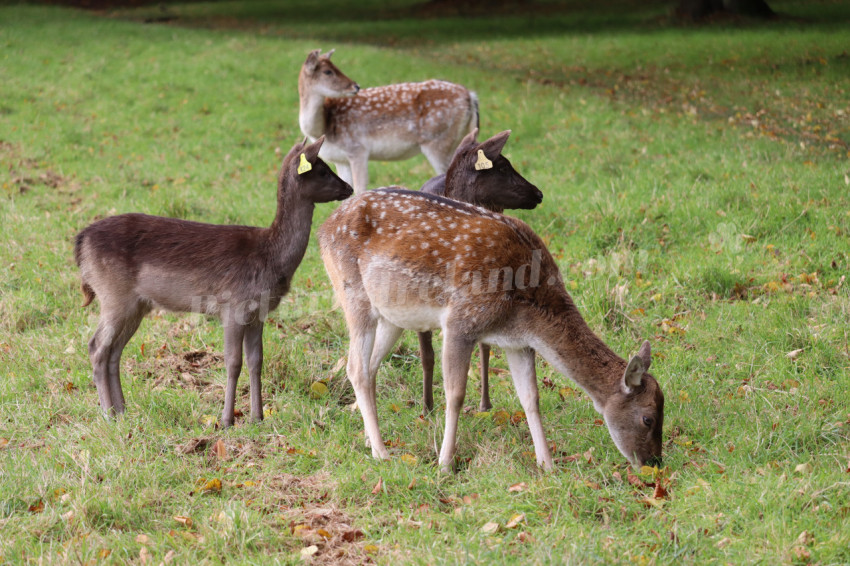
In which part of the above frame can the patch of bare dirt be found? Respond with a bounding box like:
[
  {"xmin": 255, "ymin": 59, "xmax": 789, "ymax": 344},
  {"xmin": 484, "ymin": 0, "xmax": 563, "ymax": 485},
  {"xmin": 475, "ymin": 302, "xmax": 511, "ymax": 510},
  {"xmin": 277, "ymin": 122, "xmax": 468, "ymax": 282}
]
[{"xmin": 126, "ymin": 348, "xmax": 224, "ymax": 397}]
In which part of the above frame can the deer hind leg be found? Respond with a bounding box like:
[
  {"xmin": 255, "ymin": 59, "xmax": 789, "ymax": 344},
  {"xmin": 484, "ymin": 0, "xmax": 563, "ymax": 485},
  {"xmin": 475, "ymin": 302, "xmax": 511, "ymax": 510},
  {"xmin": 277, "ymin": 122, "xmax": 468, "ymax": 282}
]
[
  {"xmin": 347, "ymin": 153, "xmax": 370, "ymax": 194},
  {"xmin": 418, "ymin": 331, "xmax": 436, "ymax": 413},
  {"xmin": 368, "ymin": 318, "xmax": 403, "ymax": 376},
  {"xmin": 478, "ymin": 343, "xmax": 492, "ymax": 412},
  {"xmin": 221, "ymin": 322, "xmax": 246, "ymax": 428},
  {"xmin": 505, "ymin": 347, "xmax": 553, "ymax": 471},
  {"xmin": 347, "ymin": 320, "xmax": 390, "ymax": 459},
  {"xmin": 437, "ymin": 331, "xmax": 475, "ymax": 473},
  {"xmin": 104, "ymin": 303, "xmax": 148, "ymax": 415},
  {"xmin": 242, "ymin": 320, "xmax": 264, "ymax": 423},
  {"xmin": 420, "ymin": 141, "xmax": 454, "ymax": 175},
  {"xmin": 88, "ymin": 302, "xmax": 145, "ymax": 418}
]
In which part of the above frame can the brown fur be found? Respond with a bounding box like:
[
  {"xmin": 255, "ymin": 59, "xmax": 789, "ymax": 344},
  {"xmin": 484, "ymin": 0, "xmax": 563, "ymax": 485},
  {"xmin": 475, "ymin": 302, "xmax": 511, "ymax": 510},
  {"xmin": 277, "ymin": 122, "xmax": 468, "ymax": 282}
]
[
  {"xmin": 417, "ymin": 129, "xmax": 543, "ymax": 412},
  {"xmin": 319, "ymin": 189, "xmax": 664, "ymax": 471},
  {"xmin": 75, "ymin": 137, "xmax": 353, "ymax": 425}
]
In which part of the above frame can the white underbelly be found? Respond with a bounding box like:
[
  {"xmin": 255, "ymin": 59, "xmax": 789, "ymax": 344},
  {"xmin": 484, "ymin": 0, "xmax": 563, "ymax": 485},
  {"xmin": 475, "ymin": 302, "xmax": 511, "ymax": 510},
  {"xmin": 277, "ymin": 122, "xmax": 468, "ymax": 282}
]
[{"xmin": 374, "ymin": 303, "xmax": 445, "ymax": 333}]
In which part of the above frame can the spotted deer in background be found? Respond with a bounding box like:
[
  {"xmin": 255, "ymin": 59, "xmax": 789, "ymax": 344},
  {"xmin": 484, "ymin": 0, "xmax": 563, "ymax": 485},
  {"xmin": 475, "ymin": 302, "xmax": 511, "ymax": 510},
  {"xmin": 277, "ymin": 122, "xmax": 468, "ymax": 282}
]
[
  {"xmin": 319, "ymin": 189, "xmax": 664, "ymax": 472},
  {"xmin": 298, "ymin": 49, "xmax": 479, "ymax": 193}
]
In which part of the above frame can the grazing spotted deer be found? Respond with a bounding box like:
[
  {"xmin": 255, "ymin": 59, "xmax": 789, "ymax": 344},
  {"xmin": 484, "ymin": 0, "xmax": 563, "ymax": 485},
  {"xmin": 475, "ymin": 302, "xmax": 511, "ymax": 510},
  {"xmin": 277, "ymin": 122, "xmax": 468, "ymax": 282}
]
[
  {"xmin": 298, "ymin": 49, "xmax": 479, "ymax": 193},
  {"xmin": 319, "ymin": 189, "xmax": 664, "ymax": 471},
  {"xmin": 416, "ymin": 128, "xmax": 542, "ymax": 413},
  {"xmin": 75, "ymin": 137, "xmax": 352, "ymax": 426}
]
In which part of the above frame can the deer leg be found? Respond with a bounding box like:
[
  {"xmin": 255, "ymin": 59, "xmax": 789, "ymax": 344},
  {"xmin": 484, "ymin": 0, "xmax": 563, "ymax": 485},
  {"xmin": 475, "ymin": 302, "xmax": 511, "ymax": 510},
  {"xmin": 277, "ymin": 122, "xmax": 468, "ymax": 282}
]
[
  {"xmin": 417, "ymin": 331, "xmax": 436, "ymax": 413},
  {"xmin": 104, "ymin": 305, "xmax": 147, "ymax": 415},
  {"xmin": 348, "ymin": 153, "xmax": 370, "ymax": 194},
  {"xmin": 478, "ymin": 343, "xmax": 492, "ymax": 412},
  {"xmin": 368, "ymin": 318, "xmax": 403, "ymax": 376},
  {"xmin": 335, "ymin": 162, "xmax": 353, "ymax": 186},
  {"xmin": 437, "ymin": 332, "xmax": 475, "ymax": 473},
  {"xmin": 505, "ymin": 347, "xmax": 553, "ymax": 471},
  {"xmin": 221, "ymin": 322, "xmax": 246, "ymax": 428},
  {"xmin": 420, "ymin": 142, "xmax": 453, "ymax": 175},
  {"xmin": 88, "ymin": 319, "xmax": 116, "ymax": 417},
  {"xmin": 243, "ymin": 320, "xmax": 264, "ymax": 423},
  {"xmin": 347, "ymin": 323, "xmax": 389, "ymax": 459}
]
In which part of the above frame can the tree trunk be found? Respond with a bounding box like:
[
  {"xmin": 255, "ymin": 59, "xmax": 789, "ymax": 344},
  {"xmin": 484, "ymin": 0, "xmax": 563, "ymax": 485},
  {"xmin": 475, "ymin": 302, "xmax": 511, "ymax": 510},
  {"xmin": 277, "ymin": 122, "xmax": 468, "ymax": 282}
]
[{"xmin": 677, "ymin": 0, "xmax": 774, "ymax": 20}]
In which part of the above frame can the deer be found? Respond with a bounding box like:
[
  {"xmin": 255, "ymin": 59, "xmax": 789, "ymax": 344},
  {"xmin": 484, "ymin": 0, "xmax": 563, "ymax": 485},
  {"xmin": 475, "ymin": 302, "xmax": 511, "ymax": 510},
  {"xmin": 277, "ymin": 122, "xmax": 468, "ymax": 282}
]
[
  {"xmin": 413, "ymin": 128, "xmax": 542, "ymax": 414},
  {"xmin": 298, "ymin": 49, "xmax": 479, "ymax": 194},
  {"xmin": 74, "ymin": 137, "xmax": 353, "ymax": 427},
  {"xmin": 319, "ymin": 189, "xmax": 664, "ymax": 472}
]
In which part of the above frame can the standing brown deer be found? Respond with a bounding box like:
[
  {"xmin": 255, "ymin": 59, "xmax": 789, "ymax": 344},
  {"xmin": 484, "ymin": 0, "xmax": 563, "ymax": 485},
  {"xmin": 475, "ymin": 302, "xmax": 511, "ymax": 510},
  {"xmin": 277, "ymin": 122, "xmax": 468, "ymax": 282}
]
[
  {"xmin": 298, "ymin": 49, "xmax": 479, "ymax": 193},
  {"xmin": 75, "ymin": 137, "xmax": 352, "ymax": 426},
  {"xmin": 415, "ymin": 128, "xmax": 542, "ymax": 413},
  {"xmin": 319, "ymin": 189, "xmax": 664, "ymax": 471}
]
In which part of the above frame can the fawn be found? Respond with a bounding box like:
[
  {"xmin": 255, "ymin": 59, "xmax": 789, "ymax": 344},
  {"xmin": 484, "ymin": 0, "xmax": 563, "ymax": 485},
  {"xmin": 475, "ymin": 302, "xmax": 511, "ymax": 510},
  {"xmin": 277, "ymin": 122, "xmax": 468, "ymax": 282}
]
[
  {"xmin": 75, "ymin": 137, "xmax": 352, "ymax": 426},
  {"xmin": 415, "ymin": 128, "xmax": 542, "ymax": 413}
]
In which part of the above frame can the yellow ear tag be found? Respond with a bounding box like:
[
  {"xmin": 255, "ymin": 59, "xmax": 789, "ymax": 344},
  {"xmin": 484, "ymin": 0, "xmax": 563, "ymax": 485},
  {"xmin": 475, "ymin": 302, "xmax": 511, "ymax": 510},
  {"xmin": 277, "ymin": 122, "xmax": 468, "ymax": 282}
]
[
  {"xmin": 474, "ymin": 149, "xmax": 493, "ymax": 171},
  {"xmin": 297, "ymin": 153, "xmax": 312, "ymax": 175}
]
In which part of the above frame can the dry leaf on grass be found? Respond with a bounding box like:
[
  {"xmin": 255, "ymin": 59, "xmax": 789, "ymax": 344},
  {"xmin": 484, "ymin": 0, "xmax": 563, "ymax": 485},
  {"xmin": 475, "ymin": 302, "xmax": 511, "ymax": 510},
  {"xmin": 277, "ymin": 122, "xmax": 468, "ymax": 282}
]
[
  {"xmin": 371, "ymin": 477, "xmax": 383, "ymax": 495},
  {"xmin": 480, "ymin": 521, "xmax": 500, "ymax": 534},
  {"xmin": 505, "ymin": 513, "xmax": 525, "ymax": 529}
]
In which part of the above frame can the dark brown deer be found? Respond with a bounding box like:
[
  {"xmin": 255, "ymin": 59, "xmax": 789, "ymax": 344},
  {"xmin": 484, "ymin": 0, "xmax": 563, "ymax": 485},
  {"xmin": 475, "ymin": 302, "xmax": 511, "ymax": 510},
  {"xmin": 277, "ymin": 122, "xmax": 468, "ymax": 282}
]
[
  {"xmin": 415, "ymin": 128, "xmax": 542, "ymax": 413},
  {"xmin": 319, "ymin": 189, "xmax": 663, "ymax": 472},
  {"xmin": 299, "ymin": 49, "xmax": 478, "ymax": 193},
  {"xmin": 75, "ymin": 137, "xmax": 352, "ymax": 426}
]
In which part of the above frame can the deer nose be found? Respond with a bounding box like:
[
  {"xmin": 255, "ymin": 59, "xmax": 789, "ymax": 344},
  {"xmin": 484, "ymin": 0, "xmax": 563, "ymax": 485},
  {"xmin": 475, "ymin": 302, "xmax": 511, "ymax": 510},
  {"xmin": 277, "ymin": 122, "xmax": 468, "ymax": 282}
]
[
  {"xmin": 533, "ymin": 188, "xmax": 543, "ymax": 203},
  {"xmin": 352, "ymin": 83, "xmax": 361, "ymax": 94}
]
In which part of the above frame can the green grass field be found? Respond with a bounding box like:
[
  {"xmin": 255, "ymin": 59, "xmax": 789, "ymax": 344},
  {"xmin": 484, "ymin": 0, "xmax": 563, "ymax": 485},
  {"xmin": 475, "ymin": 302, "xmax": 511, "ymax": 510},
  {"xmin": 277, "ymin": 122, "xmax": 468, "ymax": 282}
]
[{"xmin": 1, "ymin": 1, "xmax": 849, "ymax": 563}]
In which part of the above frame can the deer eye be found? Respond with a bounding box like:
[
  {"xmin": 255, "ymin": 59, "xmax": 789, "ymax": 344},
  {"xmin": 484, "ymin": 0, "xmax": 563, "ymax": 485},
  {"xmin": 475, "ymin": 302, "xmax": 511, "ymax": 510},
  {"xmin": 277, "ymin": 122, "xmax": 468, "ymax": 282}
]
[
  {"xmin": 323, "ymin": 70, "xmax": 333, "ymax": 76},
  {"xmin": 642, "ymin": 416, "xmax": 653, "ymax": 428}
]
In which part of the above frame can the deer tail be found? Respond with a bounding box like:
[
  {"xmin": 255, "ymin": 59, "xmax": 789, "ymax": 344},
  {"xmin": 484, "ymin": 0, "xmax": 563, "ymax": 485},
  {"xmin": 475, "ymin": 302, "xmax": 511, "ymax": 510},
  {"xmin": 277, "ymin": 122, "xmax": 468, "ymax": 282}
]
[{"xmin": 74, "ymin": 231, "xmax": 95, "ymax": 307}]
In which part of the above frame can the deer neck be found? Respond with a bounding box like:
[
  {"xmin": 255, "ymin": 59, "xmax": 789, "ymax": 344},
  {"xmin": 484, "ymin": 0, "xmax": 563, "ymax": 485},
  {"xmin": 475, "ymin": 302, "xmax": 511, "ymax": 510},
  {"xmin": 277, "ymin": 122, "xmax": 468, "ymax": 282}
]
[
  {"xmin": 523, "ymin": 291, "xmax": 626, "ymax": 412},
  {"xmin": 298, "ymin": 87, "xmax": 329, "ymax": 141},
  {"xmin": 268, "ymin": 189, "xmax": 316, "ymax": 282}
]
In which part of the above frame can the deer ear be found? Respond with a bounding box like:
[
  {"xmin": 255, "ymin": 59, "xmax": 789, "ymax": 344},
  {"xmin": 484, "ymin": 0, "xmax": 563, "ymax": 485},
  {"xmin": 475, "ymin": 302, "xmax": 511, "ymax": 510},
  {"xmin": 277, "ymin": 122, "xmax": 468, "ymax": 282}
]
[
  {"xmin": 477, "ymin": 129, "xmax": 511, "ymax": 159},
  {"xmin": 459, "ymin": 128, "xmax": 479, "ymax": 149},
  {"xmin": 325, "ymin": 48, "xmax": 335, "ymax": 59},
  {"xmin": 305, "ymin": 49, "xmax": 321, "ymax": 71},
  {"xmin": 637, "ymin": 340, "xmax": 651, "ymax": 370},
  {"xmin": 622, "ymin": 353, "xmax": 646, "ymax": 393},
  {"xmin": 303, "ymin": 135, "xmax": 325, "ymax": 162}
]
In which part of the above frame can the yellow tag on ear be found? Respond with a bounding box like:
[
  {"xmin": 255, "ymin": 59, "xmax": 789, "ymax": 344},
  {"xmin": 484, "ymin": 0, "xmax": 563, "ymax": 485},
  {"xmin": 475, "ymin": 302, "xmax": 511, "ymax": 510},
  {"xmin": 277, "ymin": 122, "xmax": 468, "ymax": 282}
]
[
  {"xmin": 474, "ymin": 149, "xmax": 493, "ymax": 171},
  {"xmin": 297, "ymin": 153, "xmax": 312, "ymax": 175}
]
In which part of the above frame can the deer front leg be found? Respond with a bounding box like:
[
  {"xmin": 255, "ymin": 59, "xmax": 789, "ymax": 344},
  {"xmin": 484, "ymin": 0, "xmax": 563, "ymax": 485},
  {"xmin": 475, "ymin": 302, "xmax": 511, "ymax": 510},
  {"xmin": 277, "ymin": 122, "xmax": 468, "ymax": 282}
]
[
  {"xmin": 418, "ymin": 331, "xmax": 436, "ymax": 413},
  {"xmin": 437, "ymin": 333, "xmax": 475, "ymax": 473},
  {"xmin": 221, "ymin": 323, "xmax": 246, "ymax": 428},
  {"xmin": 478, "ymin": 343, "xmax": 492, "ymax": 412},
  {"xmin": 347, "ymin": 324, "xmax": 389, "ymax": 459},
  {"xmin": 348, "ymin": 152, "xmax": 370, "ymax": 194},
  {"xmin": 243, "ymin": 320, "xmax": 264, "ymax": 423},
  {"xmin": 105, "ymin": 305, "xmax": 146, "ymax": 415},
  {"xmin": 88, "ymin": 320, "xmax": 116, "ymax": 417},
  {"xmin": 505, "ymin": 347, "xmax": 553, "ymax": 471}
]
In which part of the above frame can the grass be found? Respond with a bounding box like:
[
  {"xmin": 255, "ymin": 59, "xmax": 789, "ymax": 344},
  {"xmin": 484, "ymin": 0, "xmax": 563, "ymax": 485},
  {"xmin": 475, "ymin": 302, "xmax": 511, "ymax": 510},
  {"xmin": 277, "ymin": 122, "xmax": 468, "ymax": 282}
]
[{"xmin": 1, "ymin": 0, "xmax": 849, "ymax": 563}]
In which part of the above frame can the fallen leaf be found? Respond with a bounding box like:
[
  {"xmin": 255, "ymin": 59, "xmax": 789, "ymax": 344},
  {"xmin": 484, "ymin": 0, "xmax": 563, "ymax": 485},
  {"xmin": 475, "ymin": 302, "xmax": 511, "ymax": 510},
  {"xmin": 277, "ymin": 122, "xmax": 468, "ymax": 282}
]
[
  {"xmin": 341, "ymin": 529, "xmax": 364, "ymax": 542},
  {"xmin": 139, "ymin": 547, "xmax": 151, "ymax": 565},
  {"xmin": 389, "ymin": 403, "xmax": 401, "ymax": 413},
  {"xmin": 796, "ymin": 530, "xmax": 814, "ymax": 546},
  {"xmin": 309, "ymin": 381, "xmax": 329, "ymax": 399},
  {"xmin": 174, "ymin": 515, "xmax": 193, "ymax": 528},
  {"xmin": 331, "ymin": 356, "xmax": 347, "ymax": 373},
  {"xmin": 653, "ymin": 484, "xmax": 669, "ymax": 500},
  {"xmin": 28, "ymin": 500, "xmax": 44, "ymax": 514},
  {"xmin": 198, "ymin": 478, "xmax": 222, "ymax": 495},
  {"xmin": 0, "ymin": 438, "xmax": 8, "ymax": 448},
  {"xmin": 98, "ymin": 549, "xmax": 111, "ymax": 559},
  {"xmin": 795, "ymin": 462, "xmax": 813, "ymax": 474},
  {"xmin": 363, "ymin": 544, "xmax": 379, "ymax": 554},
  {"xmin": 480, "ymin": 521, "xmax": 500, "ymax": 534},
  {"xmin": 61, "ymin": 510, "xmax": 74, "ymax": 522},
  {"xmin": 510, "ymin": 410, "xmax": 526, "ymax": 425},
  {"xmin": 492, "ymin": 410, "xmax": 511, "ymax": 425},
  {"xmin": 508, "ymin": 482, "xmax": 527, "ymax": 493},
  {"xmin": 400, "ymin": 453, "xmax": 417, "ymax": 465},
  {"xmin": 371, "ymin": 477, "xmax": 383, "ymax": 495},
  {"xmin": 558, "ymin": 387, "xmax": 576, "ymax": 401},
  {"xmin": 716, "ymin": 537, "xmax": 731, "ymax": 549},
  {"xmin": 163, "ymin": 550, "xmax": 176, "ymax": 564},
  {"xmin": 316, "ymin": 528, "xmax": 331, "ymax": 540},
  {"xmin": 517, "ymin": 531, "xmax": 535, "ymax": 543},
  {"xmin": 505, "ymin": 512, "xmax": 525, "ymax": 529},
  {"xmin": 786, "ymin": 348, "xmax": 803, "ymax": 360},
  {"xmin": 407, "ymin": 477, "xmax": 417, "ymax": 490},
  {"xmin": 213, "ymin": 439, "xmax": 227, "ymax": 460},
  {"xmin": 135, "ymin": 534, "xmax": 151, "ymax": 544},
  {"xmin": 300, "ymin": 545, "xmax": 319, "ymax": 558}
]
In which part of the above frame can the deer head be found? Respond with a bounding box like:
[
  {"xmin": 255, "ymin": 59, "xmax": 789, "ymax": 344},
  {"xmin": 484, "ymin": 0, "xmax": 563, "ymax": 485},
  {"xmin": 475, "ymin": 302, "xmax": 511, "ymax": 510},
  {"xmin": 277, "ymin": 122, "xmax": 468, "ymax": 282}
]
[{"xmin": 300, "ymin": 49, "xmax": 360, "ymax": 99}]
